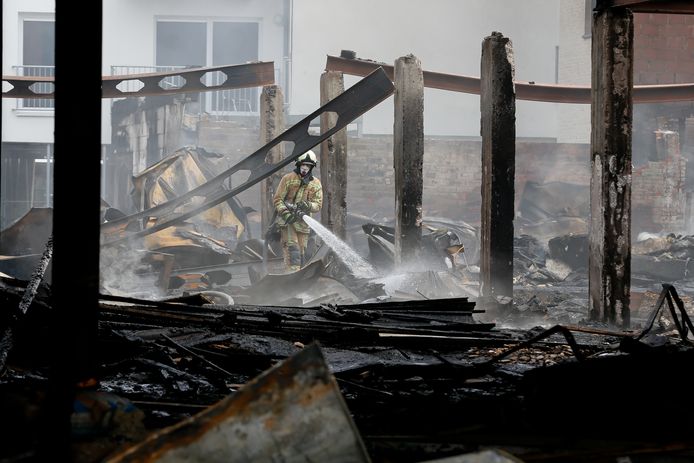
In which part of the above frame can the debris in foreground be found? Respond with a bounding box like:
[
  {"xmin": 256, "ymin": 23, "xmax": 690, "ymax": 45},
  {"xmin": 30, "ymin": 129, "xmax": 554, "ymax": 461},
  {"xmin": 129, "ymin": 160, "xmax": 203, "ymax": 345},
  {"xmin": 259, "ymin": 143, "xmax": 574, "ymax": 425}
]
[{"xmin": 105, "ymin": 343, "xmax": 370, "ymax": 463}]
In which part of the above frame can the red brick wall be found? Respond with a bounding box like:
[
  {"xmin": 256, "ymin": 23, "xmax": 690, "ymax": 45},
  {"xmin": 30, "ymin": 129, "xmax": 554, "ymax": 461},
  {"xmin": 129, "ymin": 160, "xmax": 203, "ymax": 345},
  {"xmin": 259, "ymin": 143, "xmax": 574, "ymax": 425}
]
[
  {"xmin": 633, "ymin": 156, "xmax": 686, "ymax": 231},
  {"xmin": 634, "ymin": 13, "xmax": 694, "ymax": 85},
  {"xmin": 195, "ymin": 125, "xmax": 686, "ymax": 235},
  {"xmin": 196, "ymin": 126, "xmax": 592, "ymax": 229},
  {"xmin": 632, "ymin": 131, "xmax": 686, "ymax": 231},
  {"xmin": 347, "ymin": 135, "xmax": 590, "ymax": 226}
]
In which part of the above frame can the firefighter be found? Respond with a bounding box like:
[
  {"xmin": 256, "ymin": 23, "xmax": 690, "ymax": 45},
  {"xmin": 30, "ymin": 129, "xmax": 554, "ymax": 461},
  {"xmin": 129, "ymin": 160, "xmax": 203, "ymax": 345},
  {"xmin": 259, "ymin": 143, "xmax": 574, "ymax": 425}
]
[{"xmin": 272, "ymin": 150, "xmax": 323, "ymax": 272}]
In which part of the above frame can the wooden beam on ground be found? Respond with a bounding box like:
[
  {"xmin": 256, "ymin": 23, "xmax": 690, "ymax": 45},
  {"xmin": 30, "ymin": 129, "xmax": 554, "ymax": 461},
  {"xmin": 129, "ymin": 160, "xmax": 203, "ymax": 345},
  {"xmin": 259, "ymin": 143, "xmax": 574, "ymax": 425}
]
[
  {"xmin": 480, "ymin": 32, "xmax": 516, "ymax": 299},
  {"xmin": 590, "ymin": 7, "xmax": 634, "ymax": 327},
  {"xmin": 260, "ymin": 85, "xmax": 285, "ymax": 234},
  {"xmin": 319, "ymin": 71, "xmax": 348, "ymax": 239},
  {"xmin": 393, "ymin": 55, "xmax": 424, "ymax": 267}
]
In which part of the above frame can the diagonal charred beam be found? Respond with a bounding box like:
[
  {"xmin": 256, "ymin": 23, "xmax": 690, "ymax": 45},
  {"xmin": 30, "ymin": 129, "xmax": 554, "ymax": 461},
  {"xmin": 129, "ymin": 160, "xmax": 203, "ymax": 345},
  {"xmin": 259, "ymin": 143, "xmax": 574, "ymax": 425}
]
[
  {"xmin": 100, "ymin": 67, "xmax": 394, "ymax": 246},
  {"xmin": 0, "ymin": 236, "xmax": 53, "ymax": 372},
  {"xmin": 326, "ymin": 54, "xmax": 694, "ymax": 104},
  {"xmin": 2, "ymin": 62, "xmax": 275, "ymax": 99}
]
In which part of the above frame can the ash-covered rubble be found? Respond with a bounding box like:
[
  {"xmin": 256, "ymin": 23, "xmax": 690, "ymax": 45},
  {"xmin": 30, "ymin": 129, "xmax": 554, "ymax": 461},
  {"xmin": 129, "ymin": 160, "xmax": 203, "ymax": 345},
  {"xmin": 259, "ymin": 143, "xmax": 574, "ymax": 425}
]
[
  {"xmin": 514, "ymin": 180, "xmax": 694, "ymax": 292},
  {"xmin": 514, "ymin": 230, "xmax": 694, "ymax": 293},
  {"xmin": 6, "ymin": 184, "xmax": 694, "ymax": 461},
  {"xmin": 632, "ymin": 232, "xmax": 694, "ymax": 285},
  {"xmin": 5, "ymin": 214, "xmax": 694, "ymax": 463},
  {"xmin": 4, "ymin": 273, "xmax": 694, "ymax": 462}
]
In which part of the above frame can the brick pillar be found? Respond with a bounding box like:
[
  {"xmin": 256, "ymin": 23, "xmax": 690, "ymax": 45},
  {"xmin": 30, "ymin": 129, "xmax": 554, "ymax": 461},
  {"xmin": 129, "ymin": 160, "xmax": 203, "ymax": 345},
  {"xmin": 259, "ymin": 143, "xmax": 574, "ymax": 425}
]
[
  {"xmin": 260, "ymin": 85, "xmax": 285, "ymax": 233},
  {"xmin": 654, "ymin": 130, "xmax": 685, "ymax": 231},
  {"xmin": 589, "ymin": 6, "xmax": 633, "ymax": 327},
  {"xmin": 393, "ymin": 55, "xmax": 424, "ymax": 267},
  {"xmin": 684, "ymin": 116, "xmax": 694, "ymax": 154},
  {"xmin": 319, "ymin": 71, "xmax": 348, "ymax": 239},
  {"xmin": 655, "ymin": 129, "xmax": 680, "ymax": 161},
  {"xmin": 480, "ymin": 31, "xmax": 516, "ymax": 299}
]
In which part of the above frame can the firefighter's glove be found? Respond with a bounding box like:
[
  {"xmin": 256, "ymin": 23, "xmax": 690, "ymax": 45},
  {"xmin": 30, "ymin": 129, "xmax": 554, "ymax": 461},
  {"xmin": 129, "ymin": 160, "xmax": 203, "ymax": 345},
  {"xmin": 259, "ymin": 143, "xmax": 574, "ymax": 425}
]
[
  {"xmin": 281, "ymin": 211, "xmax": 296, "ymax": 224},
  {"xmin": 296, "ymin": 200, "xmax": 310, "ymax": 213}
]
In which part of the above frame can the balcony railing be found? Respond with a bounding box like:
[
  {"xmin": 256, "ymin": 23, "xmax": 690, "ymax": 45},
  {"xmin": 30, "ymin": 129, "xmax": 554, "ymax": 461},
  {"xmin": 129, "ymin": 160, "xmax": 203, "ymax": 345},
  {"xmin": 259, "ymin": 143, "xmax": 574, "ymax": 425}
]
[
  {"xmin": 12, "ymin": 65, "xmax": 55, "ymax": 110},
  {"xmin": 111, "ymin": 65, "xmax": 271, "ymax": 118}
]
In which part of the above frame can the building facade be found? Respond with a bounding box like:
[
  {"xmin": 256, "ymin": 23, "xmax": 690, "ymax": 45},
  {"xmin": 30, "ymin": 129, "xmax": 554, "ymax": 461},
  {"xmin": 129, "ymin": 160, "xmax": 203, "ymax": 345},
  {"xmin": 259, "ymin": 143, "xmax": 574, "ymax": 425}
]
[{"xmin": 5, "ymin": 1, "xmax": 692, "ymax": 230}]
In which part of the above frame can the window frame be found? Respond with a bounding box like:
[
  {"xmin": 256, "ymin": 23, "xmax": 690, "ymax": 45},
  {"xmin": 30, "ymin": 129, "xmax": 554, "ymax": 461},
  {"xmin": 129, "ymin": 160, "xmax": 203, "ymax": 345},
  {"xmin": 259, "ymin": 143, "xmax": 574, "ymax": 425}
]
[
  {"xmin": 153, "ymin": 16, "xmax": 262, "ymax": 70},
  {"xmin": 17, "ymin": 13, "xmax": 56, "ymax": 113},
  {"xmin": 153, "ymin": 16, "xmax": 262, "ymax": 116}
]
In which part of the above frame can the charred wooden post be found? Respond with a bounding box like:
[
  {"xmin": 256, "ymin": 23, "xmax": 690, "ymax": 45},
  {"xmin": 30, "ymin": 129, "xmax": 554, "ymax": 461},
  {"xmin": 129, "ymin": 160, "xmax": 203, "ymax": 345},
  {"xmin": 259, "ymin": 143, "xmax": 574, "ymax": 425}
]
[
  {"xmin": 260, "ymin": 85, "xmax": 285, "ymax": 234},
  {"xmin": 45, "ymin": 2, "xmax": 102, "ymax": 459},
  {"xmin": 319, "ymin": 71, "xmax": 348, "ymax": 239},
  {"xmin": 480, "ymin": 32, "xmax": 516, "ymax": 299},
  {"xmin": 393, "ymin": 55, "xmax": 424, "ymax": 267},
  {"xmin": 590, "ymin": 6, "xmax": 634, "ymax": 327}
]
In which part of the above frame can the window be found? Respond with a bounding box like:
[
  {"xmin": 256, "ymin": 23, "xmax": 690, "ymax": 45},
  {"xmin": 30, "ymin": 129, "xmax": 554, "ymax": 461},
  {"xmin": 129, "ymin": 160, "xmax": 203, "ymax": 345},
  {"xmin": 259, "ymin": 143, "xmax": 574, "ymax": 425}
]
[
  {"xmin": 0, "ymin": 143, "xmax": 53, "ymax": 228},
  {"xmin": 212, "ymin": 22, "xmax": 259, "ymax": 67},
  {"xmin": 20, "ymin": 18, "xmax": 55, "ymax": 109},
  {"xmin": 31, "ymin": 157, "xmax": 54, "ymax": 208},
  {"xmin": 156, "ymin": 21, "xmax": 207, "ymax": 67},
  {"xmin": 155, "ymin": 19, "xmax": 260, "ymax": 114},
  {"xmin": 24, "ymin": 20, "xmax": 55, "ymax": 66}
]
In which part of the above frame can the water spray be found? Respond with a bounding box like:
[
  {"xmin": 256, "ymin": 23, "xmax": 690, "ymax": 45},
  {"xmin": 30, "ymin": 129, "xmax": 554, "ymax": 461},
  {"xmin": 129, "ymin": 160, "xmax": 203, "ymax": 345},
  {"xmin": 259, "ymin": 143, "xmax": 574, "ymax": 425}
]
[{"xmin": 300, "ymin": 215, "xmax": 379, "ymax": 279}]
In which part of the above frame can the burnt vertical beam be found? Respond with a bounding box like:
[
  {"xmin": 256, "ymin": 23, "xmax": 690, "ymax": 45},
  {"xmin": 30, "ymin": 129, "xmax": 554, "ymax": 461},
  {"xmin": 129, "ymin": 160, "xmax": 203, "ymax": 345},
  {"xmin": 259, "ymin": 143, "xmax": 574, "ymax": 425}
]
[
  {"xmin": 43, "ymin": 2, "xmax": 102, "ymax": 459},
  {"xmin": 260, "ymin": 85, "xmax": 285, "ymax": 233},
  {"xmin": 0, "ymin": 3, "xmax": 2, "ymax": 202},
  {"xmin": 480, "ymin": 32, "xmax": 516, "ymax": 299},
  {"xmin": 393, "ymin": 55, "xmax": 424, "ymax": 267},
  {"xmin": 590, "ymin": 6, "xmax": 633, "ymax": 327},
  {"xmin": 319, "ymin": 71, "xmax": 348, "ymax": 239}
]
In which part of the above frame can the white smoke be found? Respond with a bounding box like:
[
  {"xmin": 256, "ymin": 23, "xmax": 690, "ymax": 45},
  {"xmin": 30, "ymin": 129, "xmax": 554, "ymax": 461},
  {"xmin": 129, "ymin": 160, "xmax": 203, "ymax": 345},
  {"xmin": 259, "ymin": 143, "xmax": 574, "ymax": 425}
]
[{"xmin": 100, "ymin": 244, "xmax": 165, "ymax": 300}]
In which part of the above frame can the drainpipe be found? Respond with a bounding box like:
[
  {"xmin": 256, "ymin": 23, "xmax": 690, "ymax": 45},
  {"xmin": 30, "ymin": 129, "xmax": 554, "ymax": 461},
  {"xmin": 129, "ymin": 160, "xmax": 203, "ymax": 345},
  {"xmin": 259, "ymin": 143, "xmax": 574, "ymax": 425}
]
[{"xmin": 283, "ymin": 0, "xmax": 293, "ymax": 111}]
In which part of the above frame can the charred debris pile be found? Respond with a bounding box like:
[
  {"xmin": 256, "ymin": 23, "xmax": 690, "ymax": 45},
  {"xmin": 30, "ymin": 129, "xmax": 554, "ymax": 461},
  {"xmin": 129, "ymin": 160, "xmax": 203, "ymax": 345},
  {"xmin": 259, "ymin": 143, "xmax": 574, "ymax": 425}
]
[
  {"xmin": 4, "ymin": 155, "xmax": 694, "ymax": 460},
  {"xmin": 4, "ymin": 153, "xmax": 694, "ymax": 460},
  {"xmin": 4, "ymin": 234, "xmax": 694, "ymax": 461}
]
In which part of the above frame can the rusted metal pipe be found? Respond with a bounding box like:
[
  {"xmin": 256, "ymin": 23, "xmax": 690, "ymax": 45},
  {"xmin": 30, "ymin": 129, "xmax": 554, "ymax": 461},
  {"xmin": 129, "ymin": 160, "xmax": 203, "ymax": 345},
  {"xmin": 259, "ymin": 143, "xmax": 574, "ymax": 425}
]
[{"xmin": 326, "ymin": 54, "xmax": 694, "ymax": 104}]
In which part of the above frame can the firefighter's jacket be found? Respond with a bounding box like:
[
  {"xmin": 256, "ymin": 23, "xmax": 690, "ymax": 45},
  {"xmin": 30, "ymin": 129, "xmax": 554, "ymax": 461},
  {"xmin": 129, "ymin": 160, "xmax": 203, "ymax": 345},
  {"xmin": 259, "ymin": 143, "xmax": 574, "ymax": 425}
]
[{"xmin": 273, "ymin": 170, "xmax": 323, "ymax": 234}]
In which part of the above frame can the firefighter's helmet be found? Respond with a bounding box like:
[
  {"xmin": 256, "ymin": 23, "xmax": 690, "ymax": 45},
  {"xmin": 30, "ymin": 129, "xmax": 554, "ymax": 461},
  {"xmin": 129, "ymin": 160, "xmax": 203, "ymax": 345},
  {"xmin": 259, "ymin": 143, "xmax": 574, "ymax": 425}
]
[{"xmin": 295, "ymin": 150, "xmax": 317, "ymax": 167}]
